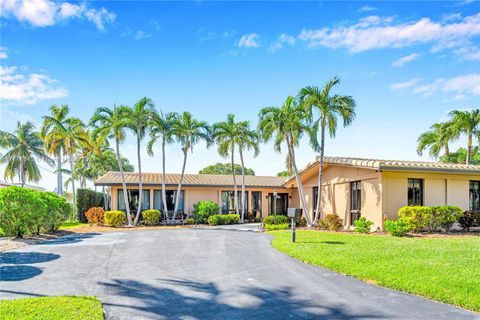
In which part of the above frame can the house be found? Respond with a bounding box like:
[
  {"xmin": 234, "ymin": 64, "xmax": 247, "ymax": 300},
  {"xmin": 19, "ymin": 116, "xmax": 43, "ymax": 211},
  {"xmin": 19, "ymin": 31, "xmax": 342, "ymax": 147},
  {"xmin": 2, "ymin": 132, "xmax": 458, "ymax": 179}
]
[
  {"xmin": 95, "ymin": 156, "xmax": 480, "ymax": 229},
  {"xmin": 0, "ymin": 181, "xmax": 46, "ymax": 191}
]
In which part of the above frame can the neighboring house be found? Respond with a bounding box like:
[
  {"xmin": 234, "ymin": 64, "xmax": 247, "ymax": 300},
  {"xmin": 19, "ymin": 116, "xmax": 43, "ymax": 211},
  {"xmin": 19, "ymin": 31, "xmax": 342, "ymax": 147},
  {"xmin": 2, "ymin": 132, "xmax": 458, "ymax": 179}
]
[
  {"xmin": 95, "ymin": 156, "xmax": 480, "ymax": 229},
  {"xmin": 0, "ymin": 181, "xmax": 46, "ymax": 191}
]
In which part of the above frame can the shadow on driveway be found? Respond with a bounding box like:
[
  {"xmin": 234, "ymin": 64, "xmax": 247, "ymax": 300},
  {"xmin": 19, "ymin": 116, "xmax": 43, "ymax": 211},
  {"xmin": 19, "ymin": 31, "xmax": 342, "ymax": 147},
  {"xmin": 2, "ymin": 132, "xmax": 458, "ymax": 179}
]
[
  {"xmin": 1, "ymin": 251, "xmax": 61, "ymax": 282},
  {"xmin": 0, "ymin": 265, "xmax": 43, "ymax": 281},
  {"xmin": 37, "ymin": 233, "xmax": 101, "ymax": 245}
]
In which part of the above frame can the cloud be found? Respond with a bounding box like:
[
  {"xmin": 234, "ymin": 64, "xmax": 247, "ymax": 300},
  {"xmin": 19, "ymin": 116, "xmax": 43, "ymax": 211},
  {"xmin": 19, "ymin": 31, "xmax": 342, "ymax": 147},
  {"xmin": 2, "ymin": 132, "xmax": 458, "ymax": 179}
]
[
  {"xmin": 454, "ymin": 46, "xmax": 480, "ymax": 60},
  {"xmin": 134, "ymin": 30, "xmax": 152, "ymax": 40},
  {"xmin": 238, "ymin": 33, "xmax": 260, "ymax": 48},
  {"xmin": 0, "ymin": 0, "xmax": 115, "ymax": 30},
  {"xmin": 268, "ymin": 33, "xmax": 296, "ymax": 52},
  {"xmin": 359, "ymin": 5, "xmax": 376, "ymax": 12},
  {"xmin": 389, "ymin": 78, "xmax": 421, "ymax": 91},
  {"xmin": 298, "ymin": 13, "xmax": 480, "ymax": 53},
  {"xmin": 391, "ymin": 53, "xmax": 419, "ymax": 67},
  {"xmin": 0, "ymin": 47, "xmax": 7, "ymax": 59}
]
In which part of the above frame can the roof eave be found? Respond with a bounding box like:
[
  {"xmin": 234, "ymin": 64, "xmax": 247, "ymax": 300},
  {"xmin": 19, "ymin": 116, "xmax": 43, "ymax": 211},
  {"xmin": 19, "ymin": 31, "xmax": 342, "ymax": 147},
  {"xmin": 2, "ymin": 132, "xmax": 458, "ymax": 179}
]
[{"xmin": 380, "ymin": 165, "xmax": 480, "ymax": 175}]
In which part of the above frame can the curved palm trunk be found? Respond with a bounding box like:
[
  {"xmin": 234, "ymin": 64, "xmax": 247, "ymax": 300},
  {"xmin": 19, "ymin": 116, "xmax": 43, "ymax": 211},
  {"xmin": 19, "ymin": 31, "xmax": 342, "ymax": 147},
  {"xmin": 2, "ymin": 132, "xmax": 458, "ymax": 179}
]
[
  {"xmin": 162, "ymin": 139, "xmax": 168, "ymax": 223},
  {"xmin": 133, "ymin": 134, "xmax": 143, "ymax": 225},
  {"xmin": 57, "ymin": 150, "xmax": 63, "ymax": 195},
  {"xmin": 116, "ymin": 138, "xmax": 132, "ymax": 226},
  {"xmin": 68, "ymin": 148, "xmax": 76, "ymax": 216},
  {"xmin": 466, "ymin": 133, "xmax": 472, "ymax": 165},
  {"xmin": 287, "ymin": 135, "xmax": 312, "ymax": 226},
  {"xmin": 20, "ymin": 159, "xmax": 25, "ymax": 188},
  {"xmin": 231, "ymin": 145, "xmax": 239, "ymax": 216},
  {"xmin": 173, "ymin": 147, "xmax": 188, "ymax": 221},
  {"xmin": 313, "ymin": 124, "xmax": 326, "ymax": 225},
  {"xmin": 239, "ymin": 148, "xmax": 246, "ymax": 223}
]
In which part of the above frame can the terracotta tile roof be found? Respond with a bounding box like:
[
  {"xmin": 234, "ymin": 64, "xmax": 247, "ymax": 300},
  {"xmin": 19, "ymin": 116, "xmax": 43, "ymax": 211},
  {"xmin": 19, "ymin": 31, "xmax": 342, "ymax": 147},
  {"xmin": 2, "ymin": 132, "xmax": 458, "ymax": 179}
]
[{"xmin": 95, "ymin": 172, "xmax": 288, "ymax": 188}]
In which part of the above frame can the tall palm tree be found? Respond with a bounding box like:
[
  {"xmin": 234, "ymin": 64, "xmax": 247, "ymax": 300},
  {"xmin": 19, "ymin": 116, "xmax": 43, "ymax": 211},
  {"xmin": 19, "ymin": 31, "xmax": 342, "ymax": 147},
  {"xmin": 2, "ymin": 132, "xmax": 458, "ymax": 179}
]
[
  {"xmin": 298, "ymin": 77, "xmax": 356, "ymax": 224},
  {"xmin": 147, "ymin": 110, "xmax": 178, "ymax": 221},
  {"xmin": 126, "ymin": 97, "xmax": 155, "ymax": 225},
  {"xmin": 213, "ymin": 114, "xmax": 240, "ymax": 216},
  {"xmin": 417, "ymin": 122, "xmax": 458, "ymax": 160},
  {"xmin": 258, "ymin": 96, "xmax": 315, "ymax": 226},
  {"xmin": 91, "ymin": 105, "xmax": 134, "ymax": 226},
  {"xmin": 448, "ymin": 109, "xmax": 480, "ymax": 165},
  {"xmin": 236, "ymin": 121, "xmax": 259, "ymax": 223},
  {"xmin": 171, "ymin": 112, "xmax": 210, "ymax": 222},
  {"xmin": 40, "ymin": 105, "xmax": 69, "ymax": 195},
  {"xmin": 0, "ymin": 122, "xmax": 53, "ymax": 187}
]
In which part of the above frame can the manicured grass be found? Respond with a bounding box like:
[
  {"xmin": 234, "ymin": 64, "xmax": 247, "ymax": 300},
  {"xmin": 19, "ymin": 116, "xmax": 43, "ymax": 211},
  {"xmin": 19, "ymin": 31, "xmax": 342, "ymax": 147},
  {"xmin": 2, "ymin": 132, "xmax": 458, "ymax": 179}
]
[
  {"xmin": 270, "ymin": 230, "xmax": 480, "ymax": 312},
  {"xmin": 58, "ymin": 222, "xmax": 89, "ymax": 229},
  {"xmin": 0, "ymin": 296, "xmax": 103, "ymax": 320}
]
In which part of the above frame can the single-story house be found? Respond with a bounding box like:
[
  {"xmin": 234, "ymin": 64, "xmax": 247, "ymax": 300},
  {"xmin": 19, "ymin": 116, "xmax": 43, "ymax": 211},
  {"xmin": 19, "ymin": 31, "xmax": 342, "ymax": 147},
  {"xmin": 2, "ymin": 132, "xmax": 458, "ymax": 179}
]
[{"xmin": 95, "ymin": 156, "xmax": 480, "ymax": 230}]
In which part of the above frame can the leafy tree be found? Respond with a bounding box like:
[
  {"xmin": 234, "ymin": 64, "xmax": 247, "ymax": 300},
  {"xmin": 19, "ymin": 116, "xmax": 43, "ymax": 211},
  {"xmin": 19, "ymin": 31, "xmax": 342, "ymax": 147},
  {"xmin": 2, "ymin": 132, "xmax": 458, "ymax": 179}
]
[
  {"xmin": 277, "ymin": 171, "xmax": 290, "ymax": 177},
  {"xmin": 199, "ymin": 163, "xmax": 255, "ymax": 175},
  {"xmin": 447, "ymin": 109, "xmax": 480, "ymax": 164},
  {"xmin": 258, "ymin": 96, "xmax": 314, "ymax": 226},
  {"xmin": 0, "ymin": 122, "xmax": 53, "ymax": 187},
  {"xmin": 298, "ymin": 77, "xmax": 356, "ymax": 224},
  {"xmin": 417, "ymin": 122, "xmax": 458, "ymax": 160},
  {"xmin": 440, "ymin": 147, "xmax": 480, "ymax": 165}
]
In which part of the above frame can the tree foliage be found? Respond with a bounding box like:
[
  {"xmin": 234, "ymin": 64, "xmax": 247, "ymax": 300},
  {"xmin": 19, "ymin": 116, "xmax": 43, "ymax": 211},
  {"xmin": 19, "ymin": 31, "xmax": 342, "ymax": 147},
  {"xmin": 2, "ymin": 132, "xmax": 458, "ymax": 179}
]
[{"xmin": 199, "ymin": 163, "xmax": 255, "ymax": 175}]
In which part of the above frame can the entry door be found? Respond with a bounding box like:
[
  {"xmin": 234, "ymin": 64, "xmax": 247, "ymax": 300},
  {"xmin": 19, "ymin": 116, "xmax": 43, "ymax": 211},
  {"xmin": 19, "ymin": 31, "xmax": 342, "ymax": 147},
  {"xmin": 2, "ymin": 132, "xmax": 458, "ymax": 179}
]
[{"xmin": 268, "ymin": 193, "xmax": 288, "ymax": 215}]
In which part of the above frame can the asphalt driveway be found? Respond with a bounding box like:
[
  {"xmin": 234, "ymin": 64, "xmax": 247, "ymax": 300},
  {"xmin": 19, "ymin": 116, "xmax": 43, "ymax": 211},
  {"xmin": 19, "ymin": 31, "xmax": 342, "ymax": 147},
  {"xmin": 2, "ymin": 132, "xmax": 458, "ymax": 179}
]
[{"xmin": 0, "ymin": 228, "xmax": 478, "ymax": 320}]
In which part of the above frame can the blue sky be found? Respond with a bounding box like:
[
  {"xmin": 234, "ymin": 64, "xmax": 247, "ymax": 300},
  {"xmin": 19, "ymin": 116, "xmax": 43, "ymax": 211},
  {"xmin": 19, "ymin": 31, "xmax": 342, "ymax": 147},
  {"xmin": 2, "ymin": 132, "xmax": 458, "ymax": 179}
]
[{"xmin": 1, "ymin": 0, "xmax": 479, "ymax": 190}]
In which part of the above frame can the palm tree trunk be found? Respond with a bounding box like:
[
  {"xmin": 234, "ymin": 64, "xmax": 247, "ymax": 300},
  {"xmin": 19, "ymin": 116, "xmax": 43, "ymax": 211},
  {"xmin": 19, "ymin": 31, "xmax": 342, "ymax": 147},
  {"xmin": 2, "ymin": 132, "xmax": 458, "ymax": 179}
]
[
  {"xmin": 116, "ymin": 138, "xmax": 132, "ymax": 226},
  {"xmin": 467, "ymin": 133, "xmax": 472, "ymax": 165},
  {"xmin": 173, "ymin": 147, "xmax": 188, "ymax": 221},
  {"xmin": 68, "ymin": 147, "xmax": 76, "ymax": 214},
  {"xmin": 287, "ymin": 135, "xmax": 312, "ymax": 226},
  {"xmin": 134, "ymin": 134, "xmax": 142, "ymax": 225},
  {"xmin": 313, "ymin": 124, "xmax": 325, "ymax": 225},
  {"xmin": 57, "ymin": 150, "xmax": 63, "ymax": 195},
  {"xmin": 20, "ymin": 159, "xmax": 25, "ymax": 188},
  {"xmin": 445, "ymin": 144, "xmax": 450, "ymax": 158},
  {"xmin": 162, "ymin": 139, "xmax": 168, "ymax": 223},
  {"xmin": 239, "ymin": 147, "xmax": 246, "ymax": 223},
  {"xmin": 231, "ymin": 145, "xmax": 239, "ymax": 215}
]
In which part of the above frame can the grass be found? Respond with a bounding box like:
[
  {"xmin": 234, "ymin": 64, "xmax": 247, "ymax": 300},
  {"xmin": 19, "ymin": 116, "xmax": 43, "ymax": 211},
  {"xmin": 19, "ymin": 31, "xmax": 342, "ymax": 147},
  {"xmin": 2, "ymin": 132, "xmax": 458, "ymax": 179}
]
[
  {"xmin": 58, "ymin": 222, "xmax": 89, "ymax": 229},
  {"xmin": 270, "ymin": 230, "xmax": 480, "ymax": 313},
  {"xmin": 0, "ymin": 296, "xmax": 103, "ymax": 320}
]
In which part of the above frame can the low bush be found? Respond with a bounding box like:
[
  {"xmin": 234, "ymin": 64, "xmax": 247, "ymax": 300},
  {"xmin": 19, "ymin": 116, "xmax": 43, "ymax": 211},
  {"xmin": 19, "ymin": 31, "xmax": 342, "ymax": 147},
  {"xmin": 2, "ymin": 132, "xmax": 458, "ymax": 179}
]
[
  {"xmin": 85, "ymin": 207, "xmax": 105, "ymax": 226},
  {"xmin": 104, "ymin": 211, "xmax": 126, "ymax": 227},
  {"xmin": 458, "ymin": 210, "xmax": 480, "ymax": 232},
  {"xmin": 430, "ymin": 206, "xmax": 464, "ymax": 231},
  {"xmin": 37, "ymin": 192, "xmax": 71, "ymax": 233},
  {"xmin": 384, "ymin": 219, "xmax": 410, "ymax": 237},
  {"xmin": 192, "ymin": 200, "xmax": 220, "ymax": 224},
  {"xmin": 354, "ymin": 217, "xmax": 374, "ymax": 233},
  {"xmin": 399, "ymin": 205, "xmax": 465, "ymax": 232},
  {"xmin": 398, "ymin": 206, "xmax": 432, "ymax": 232},
  {"xmin": 317, "ymin": 214, "xmax": 343, "ymax": 231},
  {"xmin": 76, "ymin": 188, "xmax": 104, "ymax": 222},
  {"xmin": 263, "ymin": 215, "xmax": 289, "ymax": 225},
  {"xmin": 264, "ymin": 223, "xmax": 289, "ymax": 231},
  {"xmin": 296, "ymin": 215, "xmax": 307, "ymax": 227},
  {"xmin": 185, "ymin": 217, "xmax": 195, "ymax": 225},
  {"xmin": 207, "ymin": 213, "xmax": 240, "ymax": 226},
  {"xmin": 142, "ymin": 209, "xmax": 160, "ymax": 225}
]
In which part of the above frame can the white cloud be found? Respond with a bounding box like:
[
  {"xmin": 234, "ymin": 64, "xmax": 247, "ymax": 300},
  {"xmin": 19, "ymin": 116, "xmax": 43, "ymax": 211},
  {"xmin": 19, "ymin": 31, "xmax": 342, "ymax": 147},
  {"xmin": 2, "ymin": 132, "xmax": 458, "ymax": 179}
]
[
  {"xmin": 298, "ymin": 13, "xmax": 480, "ymax": 53},
  {"xmin": 0, "ymin": 47, "xmax": 7, "ymax": 59},
  {"xmin": 268, "ymin": 33, "xmax": 296, "ymax": 52},
  {"xmin": 391, "ymin": 53, "xmax": 419, "ymax": 67},
  {"xmin": 134, "ymin": 30, "xmax": 152, "ymax": 40},
  {"xmin": 359, "ymin": 5, "xmax": 376, "ymax": 12},
  {"xmin": 0, "ymin": 0, "xmax": 115, "ymax": 30},
  {"xmin": 238, "ymin": 33, "xmax": 260, "ymax": 48},
  {"xmin": 455, "ymin": 46, "xmax": 480, "ymax": 60},
  {"xmin": 389, "ymin": 78, "xmax": 421, "ymax": 91}
]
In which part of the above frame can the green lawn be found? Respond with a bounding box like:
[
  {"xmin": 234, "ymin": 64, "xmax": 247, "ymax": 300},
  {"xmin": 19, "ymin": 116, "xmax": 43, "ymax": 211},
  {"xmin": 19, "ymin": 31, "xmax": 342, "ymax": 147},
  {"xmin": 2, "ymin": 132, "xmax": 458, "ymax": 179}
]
[
  {"xmin": 58, "ymin": 222, "xmax": 89, "ymax": 229},
  {"xmin": 0, "ymin": 296, "xmax": 103, "ymax": 320},
  {"xmin": 270, "ymin": 230, "xmax": 480, "ymax": 313}
]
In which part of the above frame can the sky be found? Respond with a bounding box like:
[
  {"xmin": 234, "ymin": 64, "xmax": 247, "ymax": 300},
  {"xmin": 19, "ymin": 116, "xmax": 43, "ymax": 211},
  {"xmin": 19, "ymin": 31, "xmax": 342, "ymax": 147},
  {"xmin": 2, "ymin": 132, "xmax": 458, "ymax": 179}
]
[{"xmin": 0, "ymin": 0, "xmax": 479, "ymax": 191}]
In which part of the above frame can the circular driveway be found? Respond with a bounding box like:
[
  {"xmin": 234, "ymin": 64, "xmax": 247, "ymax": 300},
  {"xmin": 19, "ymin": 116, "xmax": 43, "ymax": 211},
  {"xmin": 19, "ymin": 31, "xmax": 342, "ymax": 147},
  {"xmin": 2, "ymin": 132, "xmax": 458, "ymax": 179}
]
[{"xmin": 0, "ymin": 228, "xmax": 477, "ymax": 320}]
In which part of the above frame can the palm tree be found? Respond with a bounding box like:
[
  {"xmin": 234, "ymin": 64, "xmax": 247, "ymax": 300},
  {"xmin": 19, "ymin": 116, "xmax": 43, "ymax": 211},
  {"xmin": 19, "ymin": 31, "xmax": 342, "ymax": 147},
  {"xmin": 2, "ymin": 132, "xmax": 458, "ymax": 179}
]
[
  {"xmin": 147, "ymin": 110, "xmax": 178, "ymax": 221},
  {"xmin": 213, "ymin": 114, "xmax": 240, "ymax": 216},
  {"xmin": 417, "ymin": 122, "xmax": 457, "ymax": 160},
  {"xmin": 171, "ymin": 112, "xmax": 210, "ymax": 222},
  {"xmin": 298, "ymin": 77, "xmax": 356, "ymax": 224},
  {"xmin": 258, "ymin": 96, "xmax": 314, "ymax": 226},
  {"xmin": 236, "ymin": 120, "xmax": 259, "ymax": 223},
  {"xmin": 126, "ymin": 97, "xmax": 155, "ymax": 225},
  {"xmin": 40, "ymin": 105, "xmax": 69, "ymax": 195},
  {"xmin": 91, "ymin": 105, "xmax": 134, "ymax": 226},
  {"xmin": 447, "ymin": 109, "xmax": 480, "ymax": 164},
  {"xmin": 0, "ymin": 122, "xmax": 53, "ymax": 187}
]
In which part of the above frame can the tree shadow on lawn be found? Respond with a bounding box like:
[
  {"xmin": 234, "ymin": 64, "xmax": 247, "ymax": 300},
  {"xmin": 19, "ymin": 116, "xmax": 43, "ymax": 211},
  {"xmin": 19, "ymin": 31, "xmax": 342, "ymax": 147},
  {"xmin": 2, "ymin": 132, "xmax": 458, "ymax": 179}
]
[
  {"xmin": 0, "ymin": 251, "xmax": 61, "ymax": 282},
  {"xmin": 100, "ymin": 278, "xmax": 381, "ymax": 319}
]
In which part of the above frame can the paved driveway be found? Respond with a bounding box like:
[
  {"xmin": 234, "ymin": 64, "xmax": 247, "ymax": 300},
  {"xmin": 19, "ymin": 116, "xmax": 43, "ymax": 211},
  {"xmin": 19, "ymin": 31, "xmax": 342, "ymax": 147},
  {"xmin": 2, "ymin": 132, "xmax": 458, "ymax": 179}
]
[{"xmin": 0, "ymin": 228, "xmax": 478, "ymax": 320}]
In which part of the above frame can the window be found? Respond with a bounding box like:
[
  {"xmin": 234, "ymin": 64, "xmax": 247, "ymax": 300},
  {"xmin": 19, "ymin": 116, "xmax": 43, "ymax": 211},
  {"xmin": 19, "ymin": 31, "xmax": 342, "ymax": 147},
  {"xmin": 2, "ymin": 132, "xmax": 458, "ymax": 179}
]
[
  {"xmin": 118, "ymin": 189, "xmax": 150, "ymax": 212},
  {"xmin": 153, "ymin": 190, "xmax": 163, "ymax": 211},
  {"xmin": 251, "ymin": 191, "xmax": 262, "ymax": 215},
  {"xmin": 313, "ymin": 187, "xmax": 319, "ymax": 213},
  {"xmin": 408, "ymin": 179, "xmax": 424, "ymax": 206},
  {"xmin": 470, "ymin": 181, "xmax": 480, "ymax": 211},
  {"xmin": 268, "ymin": 193, "xmax": 288, "ymax": 215},
  {"xmin": 350, "ymin": 181, "xmax": 361, "ymax": 224},
  {"xmin": 221, "ymin": 191, "xmax": 248, "ymax": 213}
]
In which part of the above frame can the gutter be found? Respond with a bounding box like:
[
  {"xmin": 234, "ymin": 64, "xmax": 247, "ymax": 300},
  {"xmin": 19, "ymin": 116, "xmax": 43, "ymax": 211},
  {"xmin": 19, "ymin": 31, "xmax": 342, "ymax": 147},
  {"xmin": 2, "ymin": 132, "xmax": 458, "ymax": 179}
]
[{"xmin": 380, "ymin": 165, "xmax": 480, "ymax": 175}]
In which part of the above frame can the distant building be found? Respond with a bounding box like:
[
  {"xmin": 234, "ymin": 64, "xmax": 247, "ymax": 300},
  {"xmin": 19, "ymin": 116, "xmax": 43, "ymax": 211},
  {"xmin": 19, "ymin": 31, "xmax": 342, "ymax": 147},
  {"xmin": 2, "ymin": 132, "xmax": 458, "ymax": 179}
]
[{"xmin": 0, "ymin": 181, "xmax": 46, "ymax": 191}]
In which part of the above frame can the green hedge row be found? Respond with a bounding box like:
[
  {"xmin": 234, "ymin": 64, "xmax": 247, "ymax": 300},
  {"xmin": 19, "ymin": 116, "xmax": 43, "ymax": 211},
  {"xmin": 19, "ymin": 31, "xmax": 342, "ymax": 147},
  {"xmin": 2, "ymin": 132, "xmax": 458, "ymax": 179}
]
[{"xmin": 207, "ymin": 214, "xmax": 240, "ymax": 225}]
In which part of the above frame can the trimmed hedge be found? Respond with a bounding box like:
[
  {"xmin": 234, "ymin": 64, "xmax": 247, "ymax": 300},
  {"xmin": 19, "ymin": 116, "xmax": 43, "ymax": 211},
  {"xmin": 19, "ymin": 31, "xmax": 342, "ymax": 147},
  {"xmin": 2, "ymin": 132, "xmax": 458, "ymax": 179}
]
[
  {"xmin": 104, "ymin": 211, "xmax": 126, "ymax": 227},
  {"xmin": 76, "ymin": 188, "xmax": 104, "ymax": 222},
  {"xmin": 318, "ymin": 214, "xmax": 344, "ymax": 231},
  {"xmin": 85, "ymin": 207, "xmax": 105, "ymax": 225},
  {"xmin": 354, "ymin": 217, "xmax": 374, "ymax": 233},
  {"xmin": 458, "ymin": 210, "xmax": 480, "ymax": 232},
  {"xmin": 384, "ymin": 218, "xmax": 410, "ymax": 237},
  {"xmin": 207, "ymin": 214, "xmax": 240, "ymax": 226},
  {"xmin": 263, "ymin": 215, "xmax": 289, "ymax": 225},
  {"xmin": 192, "ymin": 200, "xmax": 220, "ymax": 224},
  {"xmin": 37, "ymin": 191, "xmax": 71, "ymax": 233},
  {"xmin": 398, "ymin": 205, "xmax": 464, "ymax": 232},
  {"xmin": 264, "ymin": 223, "xmax": 289, "ymax": 230},
  {"xmin": 142, "ymin": 209, "xmax": 160, "ymax": 225}
]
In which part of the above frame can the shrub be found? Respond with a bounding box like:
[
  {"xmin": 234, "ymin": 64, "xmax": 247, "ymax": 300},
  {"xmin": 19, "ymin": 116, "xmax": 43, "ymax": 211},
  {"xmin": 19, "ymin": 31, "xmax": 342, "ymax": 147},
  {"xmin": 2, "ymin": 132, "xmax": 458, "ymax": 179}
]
[
  {"xmin": 37, "ymin": 191, "xmax": 71, "ymax": 233},
  {"xmin": 192, "ymin": 200, "xmax": 220, "ymax": 224},
  {"xmin": 76, "ymin": 188, "xmax": 104, "ymax": 222},
  {"xmin": 398, "ymin": 206, "xmax": 432, "ymax": 232},
  {"xmin": 317, "ymin": 214, "xmax": 343, "ymax": 231},
  {"xmin": 264, "ymin": 223, "xmax": 289, "ymax": 231},
  {"xmin": 384, "ymin": 219, "xmax": 410, "ymax": 237},
  {"xmin": 458, "ymin": 210, "xmax": 480, "ymax": 232},
  {"xmin": 354, "ymin": 217, "xmax": 374, "ymax": 233},
  {"xmin": 296, "ymin": 215, "xmax": 307, "ymax": 227},
  {"xmin": 85, "ymin": 207, "xmax": 105, "ymax": 226},
  {"xmin": 207, "ymin": 214, "xmax": 240, "ymax": 226},
  {"xmin": 142, "ymin": 209, "xmax": 160, "ymax": 225},
  {"xmin": 104, "ymin": 211, "xmax": 126, "ymax": 227},
  {"xmin": 262, "ymin": 215, "xmax": 289, "ymax": 225},
  {"xmin": 430, "ymin": 206, "xmax": 464, "ymax": 231},
  {"xmin": 0, "ymin": 187, "xmax": 46, "ymax": 237},
  {"xmin": 185, "ymin": 217, "xmax": 195, "ymax": 225}
]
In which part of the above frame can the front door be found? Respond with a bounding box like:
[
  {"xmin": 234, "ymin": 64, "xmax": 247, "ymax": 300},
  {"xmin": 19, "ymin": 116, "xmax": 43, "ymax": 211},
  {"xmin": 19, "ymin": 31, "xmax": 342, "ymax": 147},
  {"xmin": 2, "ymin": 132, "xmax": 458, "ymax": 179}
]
[{"xmin": 268, "ymin": 193, "xmax": 288, "ymax": 215}]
